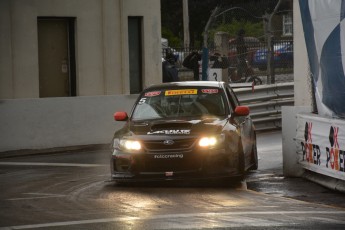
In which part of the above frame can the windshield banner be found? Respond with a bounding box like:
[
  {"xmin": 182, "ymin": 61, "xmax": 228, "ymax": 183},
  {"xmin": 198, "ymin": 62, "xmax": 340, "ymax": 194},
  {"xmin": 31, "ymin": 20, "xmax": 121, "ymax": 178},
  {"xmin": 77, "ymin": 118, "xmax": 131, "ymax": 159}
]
[
  {"xmin": 165, "ymin": 89, "xmax": 197, "ymax": 96},
  {"xmin": 299, "ymin": 0, "xmax": 345, "ymax": 118}
]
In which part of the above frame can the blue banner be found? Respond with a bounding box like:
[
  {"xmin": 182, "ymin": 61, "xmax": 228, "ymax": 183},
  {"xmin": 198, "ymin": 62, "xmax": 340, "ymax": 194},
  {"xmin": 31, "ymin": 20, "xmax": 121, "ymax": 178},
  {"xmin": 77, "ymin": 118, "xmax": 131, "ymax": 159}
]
[{"xmin": 299, "ymin": 0, "xmax": 345, "ymax": 118}]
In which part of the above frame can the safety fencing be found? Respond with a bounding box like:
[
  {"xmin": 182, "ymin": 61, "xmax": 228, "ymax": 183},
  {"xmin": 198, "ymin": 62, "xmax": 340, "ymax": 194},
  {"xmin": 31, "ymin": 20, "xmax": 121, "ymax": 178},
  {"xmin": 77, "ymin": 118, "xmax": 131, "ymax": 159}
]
[
  {"xmin": 233, "ymin": 82, "xmax": 294, "ymax": 132},
  {"xmin": 162, "ymin": 1, "xmax": 293, "ymax": 83}
]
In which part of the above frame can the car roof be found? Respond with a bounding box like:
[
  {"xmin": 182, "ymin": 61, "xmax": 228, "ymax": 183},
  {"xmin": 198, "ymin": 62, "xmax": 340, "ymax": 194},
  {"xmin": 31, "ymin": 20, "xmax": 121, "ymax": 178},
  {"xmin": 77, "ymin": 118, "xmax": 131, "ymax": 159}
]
[{"xmin": 144, "ymin": 81, "xmax": 225, "ymax": 91}]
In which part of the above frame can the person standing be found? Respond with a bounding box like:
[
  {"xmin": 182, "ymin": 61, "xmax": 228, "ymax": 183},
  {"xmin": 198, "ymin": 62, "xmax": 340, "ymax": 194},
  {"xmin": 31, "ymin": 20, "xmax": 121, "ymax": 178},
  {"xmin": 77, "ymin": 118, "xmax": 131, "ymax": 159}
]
[{"xmin": 183, "ymin": 51, "xmax": 201, "ymax": 80}]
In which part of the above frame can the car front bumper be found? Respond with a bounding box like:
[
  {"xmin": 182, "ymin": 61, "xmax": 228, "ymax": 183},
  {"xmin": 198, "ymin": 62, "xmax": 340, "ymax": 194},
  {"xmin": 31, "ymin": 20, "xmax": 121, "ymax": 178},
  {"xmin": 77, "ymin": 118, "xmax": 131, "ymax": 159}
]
[{"xmin": 110, "ymin": 147, "xmax": 241, "ymax": 182}]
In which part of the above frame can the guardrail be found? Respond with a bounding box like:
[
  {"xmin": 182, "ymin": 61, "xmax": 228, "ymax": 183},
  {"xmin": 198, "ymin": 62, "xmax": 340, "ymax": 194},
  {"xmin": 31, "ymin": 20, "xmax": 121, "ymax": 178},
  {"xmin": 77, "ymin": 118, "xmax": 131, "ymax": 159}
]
[{"xmin": 233, "ymin": 82, "xmax": 294, "ymax": 132}]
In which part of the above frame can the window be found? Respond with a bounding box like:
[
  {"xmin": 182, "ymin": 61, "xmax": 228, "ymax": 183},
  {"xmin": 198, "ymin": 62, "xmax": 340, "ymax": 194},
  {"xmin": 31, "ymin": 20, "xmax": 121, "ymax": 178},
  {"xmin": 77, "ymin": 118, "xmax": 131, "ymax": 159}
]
[
  {"xmin": 128, "ymin": 17, "xmax": 143, "ymax": 94},
  {"xmin": 283, "ymin": 13, "xmax": 293, "ymax": 36},
  {"xmin": 132, "ymin": 88, "xmax": 226, "ymax": 120}
]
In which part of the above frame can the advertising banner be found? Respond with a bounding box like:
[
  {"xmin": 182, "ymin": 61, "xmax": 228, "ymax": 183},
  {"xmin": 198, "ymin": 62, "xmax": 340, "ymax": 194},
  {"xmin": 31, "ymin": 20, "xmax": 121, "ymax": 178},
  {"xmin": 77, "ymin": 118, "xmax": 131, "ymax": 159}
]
[
  {"xmin": 299, "ymin": 0, "xmax": 345, "ymax": 118},
  {"xmin": 296, "ymin": 113, "xmax": 345, "ymax": 180}
]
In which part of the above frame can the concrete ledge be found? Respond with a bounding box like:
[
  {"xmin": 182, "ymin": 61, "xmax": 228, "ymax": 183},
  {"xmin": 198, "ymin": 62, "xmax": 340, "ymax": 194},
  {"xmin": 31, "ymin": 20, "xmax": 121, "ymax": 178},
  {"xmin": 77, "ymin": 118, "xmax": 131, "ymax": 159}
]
[
  {"xmin": 0, "ymin": 144, "xmax": 109, "ymax": 159},
  {"xmin": 0, "ymin": 95, "xmax": 137, "ymax": 152},
  {"xmin": 282, "ymin": 106, "xmax": 311, "ymax": 177},
  {"xmin": 303, "ymin": 170, "xmax": 345, "ymax": 193}
]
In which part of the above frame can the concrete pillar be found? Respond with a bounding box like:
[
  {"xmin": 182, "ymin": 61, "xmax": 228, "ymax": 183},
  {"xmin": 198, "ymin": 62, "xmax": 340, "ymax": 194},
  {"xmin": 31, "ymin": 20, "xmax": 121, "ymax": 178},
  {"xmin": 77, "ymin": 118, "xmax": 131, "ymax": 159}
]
[{"xmin": 282, "ymin": 106, "xmax": 311, "ymax": 177}]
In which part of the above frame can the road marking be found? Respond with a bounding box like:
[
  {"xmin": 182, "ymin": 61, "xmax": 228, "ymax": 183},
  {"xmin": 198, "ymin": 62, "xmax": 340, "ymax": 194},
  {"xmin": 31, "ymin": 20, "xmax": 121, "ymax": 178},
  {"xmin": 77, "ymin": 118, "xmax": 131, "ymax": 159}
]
[
  {"xmin": 6, "ymin": 193, "xmax": 67, "ymax": 201},
  {"xmin": 6, "ymin": 195, "xmax": 66, "ymax": 201},
  {"xmin": 0, "ymin": 162, "xmax": 106, "ymax": 167},
  {"xmin": 1, "ymin": 211, "xmax": 345, "ymax": 229}
]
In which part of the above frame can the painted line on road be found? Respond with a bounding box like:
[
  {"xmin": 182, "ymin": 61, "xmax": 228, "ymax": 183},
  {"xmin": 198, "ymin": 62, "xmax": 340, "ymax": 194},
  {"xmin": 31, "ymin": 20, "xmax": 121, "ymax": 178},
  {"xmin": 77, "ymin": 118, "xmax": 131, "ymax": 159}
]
[
  {"xmin": 6, "ymin": 193, "xmax": 67, "ymax": 201},
  {"xmin": 6, "ymin": 195, "xmax": 67, "ymax": 201},
  {"xmin": 1, "ymin": 210, "xmax": 345, "ymax": 229},
  {"xmin": 0, "ymin": 162, "xmax": 106, "ymax": 167}
]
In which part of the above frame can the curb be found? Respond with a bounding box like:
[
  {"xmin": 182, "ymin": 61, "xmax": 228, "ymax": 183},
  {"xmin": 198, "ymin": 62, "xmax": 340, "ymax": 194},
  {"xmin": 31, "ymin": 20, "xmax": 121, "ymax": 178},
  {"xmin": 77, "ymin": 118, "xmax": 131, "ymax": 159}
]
[
  {"xmin": 303, "ymin": 170, "xmax": 345, "ymax": 193},
  {"xmin": 0, "ymin": 144, "xmax": 110, "ymax": 159}
]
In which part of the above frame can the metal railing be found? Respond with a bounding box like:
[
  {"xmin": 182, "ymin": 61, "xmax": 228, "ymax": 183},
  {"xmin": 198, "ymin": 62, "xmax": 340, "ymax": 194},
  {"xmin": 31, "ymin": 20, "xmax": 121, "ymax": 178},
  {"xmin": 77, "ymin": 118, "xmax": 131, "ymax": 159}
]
[
  {"xmin": 164, "ymin": 39, "xmax": 293, "ymax": 84},
  {"xmin": 233, "ymin": 82, "xmax": 294, "ymax": 132}
]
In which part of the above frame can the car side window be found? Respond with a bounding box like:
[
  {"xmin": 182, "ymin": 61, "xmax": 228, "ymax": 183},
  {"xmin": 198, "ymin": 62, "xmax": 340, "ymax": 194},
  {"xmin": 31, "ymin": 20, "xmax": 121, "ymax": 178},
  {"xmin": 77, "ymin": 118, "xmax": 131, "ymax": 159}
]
[{"xmin": 225, "ymin": 86, "xmax": 239, "ymax": 110}]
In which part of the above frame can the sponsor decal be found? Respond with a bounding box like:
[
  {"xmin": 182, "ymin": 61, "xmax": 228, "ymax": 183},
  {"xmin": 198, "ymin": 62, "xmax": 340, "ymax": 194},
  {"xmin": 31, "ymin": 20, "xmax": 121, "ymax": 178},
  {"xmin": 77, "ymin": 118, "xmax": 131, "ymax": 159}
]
[
  {"xmin": 154, "ymin": 154, "xmax": 184, "ymax": 159},
  {"xmin": 300, "ymin": 122, "xmax": 345, "ymax": 172},
  {"xmin": 201, "ymin": 89, "xmax": 218, "ymax": 94},
  {"xmin": 145, "ymin": 91, "xmax": 161, "ymax": 97},
  {"xmin": 326, "ymin": 126, "xmax": 345, "ymax": 171},
  {"xmin": 301, "ymin": 122, "xmax": 321, "ymax": 165},
  {"xmin": 165, "ymin": 89, "xmax": 197, "ymax": 96},
  {"xmin": 163, "ymin": 140, "xmax": 174, "ymax": 145},
  {"xmin": 138, "ymin": 98, "xmax": 146, "ymax": 104},
  {"xmin": 165, "ymin": 172, "xmax": 174, "ymax": 176},
  {"xmin": 147, "ymin": 130, "xmax": 191, "ymax": 135}
]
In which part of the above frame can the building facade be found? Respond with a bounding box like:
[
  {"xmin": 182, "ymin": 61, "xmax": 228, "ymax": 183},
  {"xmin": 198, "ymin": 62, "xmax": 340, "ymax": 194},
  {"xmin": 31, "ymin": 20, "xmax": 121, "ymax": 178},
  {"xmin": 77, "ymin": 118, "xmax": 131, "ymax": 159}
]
[{"xmin": 0, "ymin": 0, "xmax": 162, "ymax": 99}]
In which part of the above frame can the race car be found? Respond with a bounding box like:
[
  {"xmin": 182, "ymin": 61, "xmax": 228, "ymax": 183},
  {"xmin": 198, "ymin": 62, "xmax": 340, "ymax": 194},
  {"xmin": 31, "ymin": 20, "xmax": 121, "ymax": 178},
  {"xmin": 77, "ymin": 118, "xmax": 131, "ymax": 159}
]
[{"xmin": 110, "ymin": 81, "xmax": 258, "ymax": 183}]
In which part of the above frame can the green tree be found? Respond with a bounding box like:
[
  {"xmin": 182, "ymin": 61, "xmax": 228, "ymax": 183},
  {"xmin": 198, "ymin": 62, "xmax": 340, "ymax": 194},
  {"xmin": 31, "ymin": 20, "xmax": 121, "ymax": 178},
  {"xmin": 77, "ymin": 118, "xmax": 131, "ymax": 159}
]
[
  {"xmin": 209, "ymin": 19, "xmax": 264, "ymax": 41},
  {"xmin": 161, "ymin": 0, "xmax": 292, "ymax": 48},
  {"xmin": 161, "ymin": 28, "xmax": 182, "ymax": 47}
]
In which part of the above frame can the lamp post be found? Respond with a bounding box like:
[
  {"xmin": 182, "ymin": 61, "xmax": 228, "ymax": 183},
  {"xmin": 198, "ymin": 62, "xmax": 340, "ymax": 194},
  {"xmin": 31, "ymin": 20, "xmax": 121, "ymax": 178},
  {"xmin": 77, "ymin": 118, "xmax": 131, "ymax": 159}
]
[
  {"xmin": 202, "ymin": 6, "xmax": 219, "ymax": 81},
  {"xmin": 264, "ymin": 0, "xmax": 282, "ymax": 84},
  {"xmin": 182, "ymin": 0, "xmax": 190, "ymax": 48}
]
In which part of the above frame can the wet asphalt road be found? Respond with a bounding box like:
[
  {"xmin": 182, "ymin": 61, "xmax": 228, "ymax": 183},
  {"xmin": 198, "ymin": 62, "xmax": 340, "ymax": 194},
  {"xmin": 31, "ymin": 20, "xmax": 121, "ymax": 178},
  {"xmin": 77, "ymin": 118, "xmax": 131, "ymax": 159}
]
[{"xmin": 0, "ymin": 131, "xmax": 344, "ymax": 229}]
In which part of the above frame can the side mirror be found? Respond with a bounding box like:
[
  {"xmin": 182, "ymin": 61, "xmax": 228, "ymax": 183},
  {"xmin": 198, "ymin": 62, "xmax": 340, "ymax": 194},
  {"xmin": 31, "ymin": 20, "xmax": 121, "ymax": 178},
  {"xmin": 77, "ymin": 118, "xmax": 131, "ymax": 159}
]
[
  {"xmin": 234, "ymin": 106, "xmax": 249, "ymax": 116},
  {"xmin": 114, "ymin": 112, "xmax": 128, "ymax": 121}
]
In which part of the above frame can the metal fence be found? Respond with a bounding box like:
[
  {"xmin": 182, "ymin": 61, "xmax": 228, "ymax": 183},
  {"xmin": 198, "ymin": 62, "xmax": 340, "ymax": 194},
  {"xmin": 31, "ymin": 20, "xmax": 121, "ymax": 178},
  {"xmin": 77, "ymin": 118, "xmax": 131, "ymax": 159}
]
[
  {"xmin": 233, "ymin": 82, "xmax": 294, "ymax": 131},
  {"xmin": 163, "ymin": 1, "xmax": 293, "ymax": 84}
]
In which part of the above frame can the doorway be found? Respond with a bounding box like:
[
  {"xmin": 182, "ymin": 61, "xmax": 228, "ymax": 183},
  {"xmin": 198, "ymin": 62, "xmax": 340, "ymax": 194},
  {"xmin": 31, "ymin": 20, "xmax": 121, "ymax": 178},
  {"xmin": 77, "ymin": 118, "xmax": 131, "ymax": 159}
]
[
  {"xmin": 128, "ymin": 17, "xmax": 143, "ymax": 94},
  {"xmin": 37, "ymin": 17, "xmax": 76, "ymax": 97}
]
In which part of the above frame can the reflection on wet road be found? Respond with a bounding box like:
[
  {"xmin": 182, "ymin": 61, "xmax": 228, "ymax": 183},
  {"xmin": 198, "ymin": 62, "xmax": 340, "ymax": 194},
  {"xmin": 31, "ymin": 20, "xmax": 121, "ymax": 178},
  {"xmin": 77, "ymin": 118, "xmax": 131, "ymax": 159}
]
[{"xmin": 0, "ymin": 132, "xmax": 345, "ymax": 229}]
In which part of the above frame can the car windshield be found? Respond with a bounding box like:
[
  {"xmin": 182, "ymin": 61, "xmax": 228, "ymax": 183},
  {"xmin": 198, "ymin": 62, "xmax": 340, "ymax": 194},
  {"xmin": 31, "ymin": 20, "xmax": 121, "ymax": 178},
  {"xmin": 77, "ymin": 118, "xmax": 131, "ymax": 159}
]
[{"xmin": 132, "ymin": 88, "xmax": 226, "ymax": 120}]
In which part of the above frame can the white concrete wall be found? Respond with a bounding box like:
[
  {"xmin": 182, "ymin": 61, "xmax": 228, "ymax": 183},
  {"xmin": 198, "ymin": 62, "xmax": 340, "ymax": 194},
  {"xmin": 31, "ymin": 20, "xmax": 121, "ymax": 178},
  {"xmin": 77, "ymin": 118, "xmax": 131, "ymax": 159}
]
[
  {"xmin": 293, "ymin": 0, "xmax": 312, "ymax": 107},
  {"xmin": 283, "ymin": 1, "xmax": 345, "ymax": 190},
  {"xmin": 0, "ymin": 95, "xmax": 138, "ymax": 152},
  {"xmin": 0, "ymin": 0, "xmax": 162, "ymax": 99},
  {"xmin": 0, "ymin": 0, "xmax": 162, "ymax": 152},
  {"xmin": 120, "ymin": 0, "xmax": 163, "ymax": 93},
  {"xmin": 0, "ymin": 0, "xmax": 13, "ymax": 98},
  {"xmin": 282, "ymin": 106, "xmax": 311, "ymax": 177},
  {"xmin": 281, "ymin": 0, "xmax": 314, "ymax": 177}
]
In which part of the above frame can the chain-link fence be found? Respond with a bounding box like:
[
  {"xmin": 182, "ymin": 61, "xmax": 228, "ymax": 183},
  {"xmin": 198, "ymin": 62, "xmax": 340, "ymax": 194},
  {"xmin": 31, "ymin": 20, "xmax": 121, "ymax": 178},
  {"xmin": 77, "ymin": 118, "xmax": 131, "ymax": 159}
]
[{"xmin": 163, "ymin": 1, "xmax": 293, "ymax": 84}]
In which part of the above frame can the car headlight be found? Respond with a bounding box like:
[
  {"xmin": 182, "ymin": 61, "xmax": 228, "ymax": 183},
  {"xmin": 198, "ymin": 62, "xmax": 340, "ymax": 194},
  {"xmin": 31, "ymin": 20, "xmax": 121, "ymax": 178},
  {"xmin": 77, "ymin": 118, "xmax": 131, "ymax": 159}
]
[
  {"xmin": 199, "ymin": 137, "xmax": 217, "ymax": 147},
  {"xmin": 113, "ymin": 138, "xmax": 142, "ymax": 151},
  {"xmin": 119, "ymin": 139, "xmax": 142, "ymax": 151},
  {"xmin": 198, "ymin": 134, "xmax": 225, "ymax": 148}
]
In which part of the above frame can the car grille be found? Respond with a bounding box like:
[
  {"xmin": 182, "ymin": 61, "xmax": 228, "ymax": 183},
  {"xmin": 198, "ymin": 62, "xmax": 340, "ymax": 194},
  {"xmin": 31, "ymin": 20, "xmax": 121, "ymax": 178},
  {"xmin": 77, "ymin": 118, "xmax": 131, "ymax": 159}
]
[
  {"xmin": 141, "ymin": 138, "xmax": 201, "ymax": 172},
  {"xmin": 144, "ymin": 150, "xmax": 201, "ymax": 172},
  {"xmin": 142, "ymin": 138, "xmax": 196, "ymax": 151}
]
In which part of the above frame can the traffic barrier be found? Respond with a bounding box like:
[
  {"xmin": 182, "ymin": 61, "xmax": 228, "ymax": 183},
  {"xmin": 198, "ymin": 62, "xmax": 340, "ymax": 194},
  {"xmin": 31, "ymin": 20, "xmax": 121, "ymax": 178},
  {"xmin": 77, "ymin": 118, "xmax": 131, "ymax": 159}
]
[
  {"xmin": 233, "ymin": 82, "xmax": 294, "ymax": 132},
  {"xmin": 0, "ymin": 82, "xmax": 294, "ymax": 152}
]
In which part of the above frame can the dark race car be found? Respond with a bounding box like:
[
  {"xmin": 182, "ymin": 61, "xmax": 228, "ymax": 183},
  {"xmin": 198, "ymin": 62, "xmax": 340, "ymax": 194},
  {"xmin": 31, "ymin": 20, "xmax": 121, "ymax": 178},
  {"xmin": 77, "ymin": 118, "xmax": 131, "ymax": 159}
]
[{"xmin": 110, "ymin": 81, "xmax": 258, "ymax": 183}]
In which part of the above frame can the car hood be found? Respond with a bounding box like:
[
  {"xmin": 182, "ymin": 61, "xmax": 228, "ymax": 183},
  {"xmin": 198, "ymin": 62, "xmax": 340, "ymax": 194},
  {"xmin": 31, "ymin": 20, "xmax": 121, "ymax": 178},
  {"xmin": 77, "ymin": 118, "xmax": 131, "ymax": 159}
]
[{"xmin": 119, "ymin": 117, "xmax": 229, "ymax": 137}]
